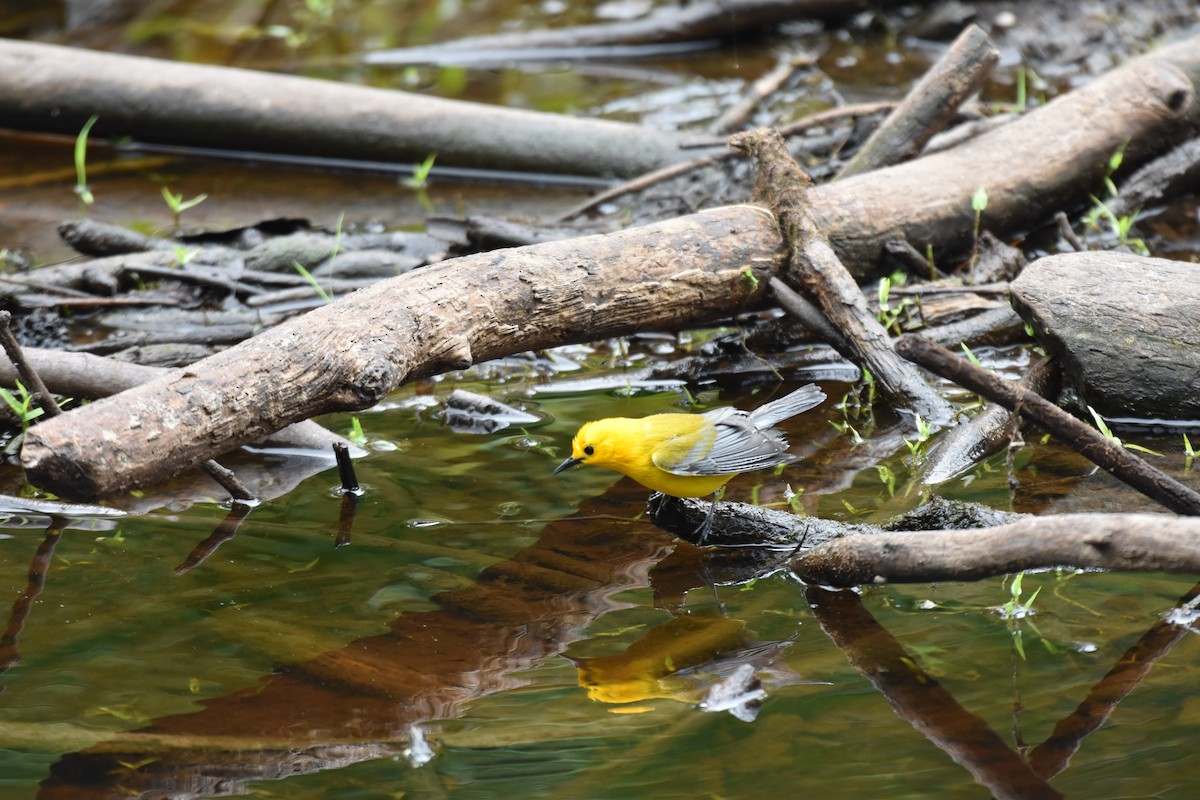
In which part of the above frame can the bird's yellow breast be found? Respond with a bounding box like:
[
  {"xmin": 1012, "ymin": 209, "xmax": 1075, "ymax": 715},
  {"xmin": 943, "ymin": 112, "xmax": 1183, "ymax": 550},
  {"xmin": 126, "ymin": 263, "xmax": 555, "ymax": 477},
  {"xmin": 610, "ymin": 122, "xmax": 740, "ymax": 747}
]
[{"xmin": 573, "ymin": 414, "xmax": 733, "ymax": 498}]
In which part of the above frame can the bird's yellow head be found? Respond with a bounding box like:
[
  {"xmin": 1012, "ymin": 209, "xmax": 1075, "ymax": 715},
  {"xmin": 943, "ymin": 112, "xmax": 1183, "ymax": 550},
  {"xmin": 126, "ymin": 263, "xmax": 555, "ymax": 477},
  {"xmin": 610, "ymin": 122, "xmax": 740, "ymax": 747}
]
[{"xmin": 553, "ymin": 418, "xmax": 628, "ymax": 474}]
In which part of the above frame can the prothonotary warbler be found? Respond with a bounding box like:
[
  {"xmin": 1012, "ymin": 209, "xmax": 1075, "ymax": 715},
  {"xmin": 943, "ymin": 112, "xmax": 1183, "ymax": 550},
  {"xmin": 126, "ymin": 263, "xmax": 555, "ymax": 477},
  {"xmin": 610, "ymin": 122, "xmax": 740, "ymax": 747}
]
[{"xmin": 554, "ymin": 384, "xmax": 825, "ymax": 542}]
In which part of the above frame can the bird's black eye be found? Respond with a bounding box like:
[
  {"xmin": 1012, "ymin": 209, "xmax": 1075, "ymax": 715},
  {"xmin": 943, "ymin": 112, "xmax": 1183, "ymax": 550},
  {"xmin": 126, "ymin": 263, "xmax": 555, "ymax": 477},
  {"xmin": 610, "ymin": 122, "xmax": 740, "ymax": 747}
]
[{"xmin": 583, "ymin": 445, "xmax": 595, "ymax": 456}]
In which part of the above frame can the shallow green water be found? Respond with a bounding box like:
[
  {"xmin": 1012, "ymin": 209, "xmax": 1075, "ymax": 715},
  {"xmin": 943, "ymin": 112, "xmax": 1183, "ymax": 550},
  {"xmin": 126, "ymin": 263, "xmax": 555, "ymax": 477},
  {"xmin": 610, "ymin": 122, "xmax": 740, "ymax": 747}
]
[{"xmin": 1, "ymin": 362, "xmax": 1198, "ymax": 798}]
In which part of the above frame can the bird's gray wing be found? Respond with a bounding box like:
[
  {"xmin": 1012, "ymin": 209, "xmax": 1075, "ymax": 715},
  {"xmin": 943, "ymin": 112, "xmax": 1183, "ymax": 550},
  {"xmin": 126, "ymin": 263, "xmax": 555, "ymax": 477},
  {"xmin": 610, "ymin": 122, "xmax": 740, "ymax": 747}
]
[{"xmin": 661, "ymin": 409, "xmax": 795, "ymax": 476}]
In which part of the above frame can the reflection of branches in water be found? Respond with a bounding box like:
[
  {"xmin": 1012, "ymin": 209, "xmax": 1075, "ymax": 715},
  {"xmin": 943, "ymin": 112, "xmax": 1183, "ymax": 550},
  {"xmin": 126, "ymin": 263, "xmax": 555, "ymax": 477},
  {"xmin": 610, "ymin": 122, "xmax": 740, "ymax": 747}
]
[
  {"xmin": 38, "ymin": 484, "xmax": 678, "ymax": 799},
  {"xmin": 1028, "ymin": 579, "xmax": 1200, "ymax": 779},
  {"xmin": 173, "ymin": 504, "xmax": 253, "ymax": 574},
  {"xmin": 810, "ymin": 580, "xmax": 1200, "ymax": 798},
  {"xmin": 805, "ymin": 585, "xmax": 1062, "ymax": 800},
  {"xmin": 0, "ymin": 519, "xmax": 65, "ymax": 685}
]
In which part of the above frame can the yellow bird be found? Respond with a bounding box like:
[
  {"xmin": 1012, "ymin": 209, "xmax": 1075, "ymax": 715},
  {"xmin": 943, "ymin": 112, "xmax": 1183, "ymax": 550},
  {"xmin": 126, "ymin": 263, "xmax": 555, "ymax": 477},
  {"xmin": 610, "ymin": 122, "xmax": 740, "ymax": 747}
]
[{"xmin": 554, "ymin": 384, "xmax": 825, "ymax": 542}]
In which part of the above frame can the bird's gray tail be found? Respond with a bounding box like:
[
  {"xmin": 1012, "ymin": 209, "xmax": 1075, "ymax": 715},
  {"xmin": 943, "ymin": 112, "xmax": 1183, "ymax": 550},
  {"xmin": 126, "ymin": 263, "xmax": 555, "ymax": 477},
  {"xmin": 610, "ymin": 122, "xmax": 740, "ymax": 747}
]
[{"xmin": 749, "ymin": 384, "xmax": 826, "ymax": 429}]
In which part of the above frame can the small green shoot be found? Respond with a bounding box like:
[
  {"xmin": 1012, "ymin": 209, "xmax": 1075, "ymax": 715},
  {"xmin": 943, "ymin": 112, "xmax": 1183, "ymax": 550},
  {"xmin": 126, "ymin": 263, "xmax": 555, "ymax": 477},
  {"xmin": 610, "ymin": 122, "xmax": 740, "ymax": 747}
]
[
  {"xmin": 862, "ymin": 366, "xmax": 877, "ymax": 406},
  {"xmin": 1088, "ymin": 406, "xmax": 1163, "ymax": 456},
  {"xmin": 959, "ymin": 342, "xmax": 981, "ymax": 366},
  {"xmin": 840, "ymin": 498, "xmax": 868, "ymax": 516},
  {"xmin": 902, "ymin": 414, "xmax": 932, "ymax": 459},
  {"xmin": 348, "ymin": 416, "xmax": 367, "ymax": 446},
  {"xmin": 172, "ymin": 244, "xmax": 200, "ymax": 266},
  {"xmin": 742, "ymin": 268, "xmax": 760, "ymax": 293},
  {"xmin": 293, "ymin": 259, "xmax": 333, "ymax": 303},
  {"xmin": 784, "ymin": 484, "xmax": 804, "ymax": 513},
  {"xmin": 876, "ymin": 272, "xmax": 917, "ymax": 334},
  {"xmin": 330, "ymin": 211, "xmax": 345, "ymax": 260},
  {"xmin": 999, "ymin": 572, "xmax": 1041, "ymax": 660},
  {"xmin": 969, "ymin": 185, "xmax": 988, "ymax": 264},
  {"xmin": 1184, "ymin": 433, "xmax": 1195, "ymax": 472},
  {"xmin": 74, "ymin": 115, "xmax": 99, "ymax": 206},
  {"xmin": 1103, "ymin": 142, "xmax": 1126, "ymax": 198},
  {"xmin": 403, "ymin": 153, "xmax": 437, "ymax": 190},
  {"xmin": 1083, "ymin": 196, "xmax": 1148, "ymax": 255},
  {"xmin": 0, "ymin": 381, "xmax": 45, "ymax": 429},
  {"xmin": 876, "ymin": 464, "xmax": 896, "ymax": 496},
  {"xmin": 161, "ymin": 186, "xmax": 208, "ymax": 229},
  {"xmin": 829, "ymin": 419, "xmax": 863, "ymax": 445}
]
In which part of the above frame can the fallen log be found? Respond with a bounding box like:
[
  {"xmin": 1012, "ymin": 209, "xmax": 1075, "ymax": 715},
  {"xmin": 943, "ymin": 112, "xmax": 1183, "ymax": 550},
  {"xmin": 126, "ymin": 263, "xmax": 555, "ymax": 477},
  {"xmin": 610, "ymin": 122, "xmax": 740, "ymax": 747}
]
[
  {"xmin": 814, "ymin": 34, "xmax": 1200, "ymax": 271},
  {"xmin": 792, "ymin": 513, "xmax": 1200, "ymax": 586},
  {"xmin": 1009, "ymin": 251, "xmax": 1200, "ymax": 419},
  {"xmin": 0, "ymin": 39, "xmax": 694, "ymax": 179}
]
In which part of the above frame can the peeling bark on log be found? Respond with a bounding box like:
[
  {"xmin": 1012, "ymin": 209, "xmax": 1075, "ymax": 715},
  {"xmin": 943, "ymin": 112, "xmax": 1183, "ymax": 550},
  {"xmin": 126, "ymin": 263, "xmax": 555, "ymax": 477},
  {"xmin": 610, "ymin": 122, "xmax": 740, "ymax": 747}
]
[
  {"xmin": 21, "ymin": 207, "xmax": 783, "ymax": 500},
  {"xmin": 0, "ymin": 39, "xmax": 693, "ymax": 179},
  {"xmin": 1009, "ymin": 251, "xmax": 1200, "ymax": 419},
  {"xmin": 792, "ymin": 513, "xmax": 1200, "ymax": 586}
]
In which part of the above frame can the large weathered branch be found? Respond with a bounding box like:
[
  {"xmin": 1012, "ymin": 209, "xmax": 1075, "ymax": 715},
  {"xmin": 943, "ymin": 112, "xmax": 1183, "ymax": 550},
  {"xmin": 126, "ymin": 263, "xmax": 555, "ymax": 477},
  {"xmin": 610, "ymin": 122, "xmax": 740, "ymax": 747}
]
[
  {"xmin": 815, "ymin": 35, "xmax": 1200, "ymax": 272},
  {"xmin": 21, "ymin": 207, "xmax": 783, "ymax": 500},
  {"xmin": 793, "ymin": 513, "xmax": 1200, "ymax": 586},
  {"xmin": 0, "ymin": 39, "xmax": 693, "ymax": 179}
]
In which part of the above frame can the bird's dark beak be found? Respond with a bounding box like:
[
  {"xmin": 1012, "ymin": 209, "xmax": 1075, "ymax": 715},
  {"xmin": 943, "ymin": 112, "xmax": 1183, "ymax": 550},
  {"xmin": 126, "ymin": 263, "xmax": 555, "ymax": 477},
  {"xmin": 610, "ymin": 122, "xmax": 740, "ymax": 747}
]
[{"xmin": 554, "ymin": 456, "xmax": 583, "ymax": 474}]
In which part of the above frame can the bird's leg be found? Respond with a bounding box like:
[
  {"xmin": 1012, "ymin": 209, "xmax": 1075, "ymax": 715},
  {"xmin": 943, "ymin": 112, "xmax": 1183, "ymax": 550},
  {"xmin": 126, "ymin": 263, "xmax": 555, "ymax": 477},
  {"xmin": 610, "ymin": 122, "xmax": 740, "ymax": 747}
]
[{"xmin": 696, "ymin": 489, "xmax": 721, "ymax": 545}]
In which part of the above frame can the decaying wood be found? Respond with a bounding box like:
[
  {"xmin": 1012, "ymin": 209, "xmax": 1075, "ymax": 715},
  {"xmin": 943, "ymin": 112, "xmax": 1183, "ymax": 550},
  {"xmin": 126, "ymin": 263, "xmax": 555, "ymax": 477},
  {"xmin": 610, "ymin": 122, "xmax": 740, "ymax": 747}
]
[
  {"xmin": 793, "ymin": 513, "xmax": 1200, "ymax": 586},
  {"xmin": 895, "ymin": 334, "xmax": 1200, "ymax": 516},
  {"xmin": 0, "ymin": 348, "xmax": 348, "ymax": 453},
  {"xmin": 730, "ymin": 128, "xmax": 956, "ymax": 423},
  {"xmin": 21, "ymin": 207, "xmax": 784, "ymax": 500},
  {"xmin": 836, "ymin": 24, "xmax": 998, "ymax": 179},
  {"xmin": 0, "ymin": 39, "xmax": 696, "ymax": 179},
  {"xmin": 1009, "ymin": 251, "xmax": 1200, "ymax": 418}
]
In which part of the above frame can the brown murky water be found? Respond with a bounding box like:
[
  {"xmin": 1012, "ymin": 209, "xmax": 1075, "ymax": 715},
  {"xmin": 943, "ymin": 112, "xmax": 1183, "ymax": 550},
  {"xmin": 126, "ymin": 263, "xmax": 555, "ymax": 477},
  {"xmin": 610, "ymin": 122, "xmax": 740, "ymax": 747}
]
[{"xmin": 2, "ymin": 2, "xmax": 1200, "ymax": 799}]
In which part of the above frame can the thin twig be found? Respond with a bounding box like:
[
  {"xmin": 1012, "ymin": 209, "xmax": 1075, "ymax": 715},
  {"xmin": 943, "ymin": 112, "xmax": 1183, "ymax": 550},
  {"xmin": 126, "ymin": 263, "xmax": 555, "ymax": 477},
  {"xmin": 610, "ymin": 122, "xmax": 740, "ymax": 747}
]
[
  {"xmin": 896, "ymin": 334, "xmax": 1200, "ymax": 515},
  {"xmin": 1054, "ymin": 211, "xmax": 1086, "ymax": 252},
  {"xmin": 711, "ymin": 54, "xmax": 814, "ymax": 134},
  {"xmin": 557, "ymin": 101, "xmax": 895, "ymax": 222},
  {"xmin": 333, "ymin": 442, "xmax": 361, "ymax": 494},
  {"xmin": 0, "ymin": 310, "xmax": 62, "ymax": 418},
  {"xmin": 200, "ymin": 459, "xmax": 257, "ymax": 505}
]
